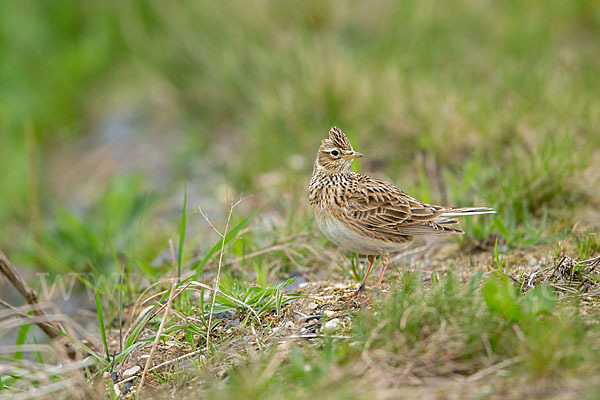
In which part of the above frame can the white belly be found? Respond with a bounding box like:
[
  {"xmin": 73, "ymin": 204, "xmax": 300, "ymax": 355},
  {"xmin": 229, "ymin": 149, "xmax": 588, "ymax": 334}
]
[{"xmin": 316, "ymin": 214, "xmax": 408, "ymax": 255}]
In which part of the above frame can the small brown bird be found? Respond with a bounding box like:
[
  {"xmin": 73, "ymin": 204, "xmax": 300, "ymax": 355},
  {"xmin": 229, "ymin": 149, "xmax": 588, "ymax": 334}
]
[{"xmin": 309, "ymin": 127, "xmax": 494, "ymax": 290}]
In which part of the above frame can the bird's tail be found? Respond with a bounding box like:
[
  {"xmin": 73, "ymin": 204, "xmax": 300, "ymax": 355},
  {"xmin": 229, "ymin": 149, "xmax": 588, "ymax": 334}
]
[{"xmin": 439, "ymin": 207, "xmax": 496, "ymax": 218}]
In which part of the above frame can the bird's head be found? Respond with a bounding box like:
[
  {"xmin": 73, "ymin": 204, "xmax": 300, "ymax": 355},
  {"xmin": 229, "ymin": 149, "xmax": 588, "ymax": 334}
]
[{"xmin": 315, "ymin": 127, "xmax": 363, "ymax": 173}]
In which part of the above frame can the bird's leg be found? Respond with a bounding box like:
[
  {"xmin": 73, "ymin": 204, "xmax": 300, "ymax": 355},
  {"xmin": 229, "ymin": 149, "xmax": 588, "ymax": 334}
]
[
  {"xmin": 376, "ymin": 252, "xmax": 390, "ymax": 289},
  {"xmin": 343, "ymin": 255, "xmax": 377, "ymax": 301},
  {"xmin": 358, "ymin": 255, "xmax": 377, "ymax": 291}
]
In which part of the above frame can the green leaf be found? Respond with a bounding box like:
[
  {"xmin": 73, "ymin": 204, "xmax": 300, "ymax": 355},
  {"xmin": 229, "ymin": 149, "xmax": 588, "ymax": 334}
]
[
  {"xmin": 482, "ymin": 277, "xmax": 523, "ymax": 322},
  {"xmin": 521, "ymin": 284, "xmax": 555, "ymax": 317}
]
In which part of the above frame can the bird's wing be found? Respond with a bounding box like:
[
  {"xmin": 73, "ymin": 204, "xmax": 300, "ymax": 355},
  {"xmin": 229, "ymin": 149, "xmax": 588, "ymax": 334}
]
[{"xmin": 339, "ymin": 174, "xmax": 462, "ymax": 241}]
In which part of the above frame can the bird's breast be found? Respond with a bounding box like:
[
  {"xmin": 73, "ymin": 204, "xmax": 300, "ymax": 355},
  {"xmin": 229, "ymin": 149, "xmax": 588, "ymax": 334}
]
[{"xmin": 315, "ymin": 212, "xmax": 406, "ymax": 255}]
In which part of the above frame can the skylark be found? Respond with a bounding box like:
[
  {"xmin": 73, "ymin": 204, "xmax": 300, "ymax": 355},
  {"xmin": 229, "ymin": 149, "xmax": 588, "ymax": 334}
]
[{"xmin": 309, "ymin": 127, "xmax": 494, "ymax": 290}]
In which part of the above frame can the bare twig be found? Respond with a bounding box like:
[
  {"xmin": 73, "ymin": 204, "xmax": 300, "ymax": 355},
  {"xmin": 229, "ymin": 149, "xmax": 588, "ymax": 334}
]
[
  {"xmin": 0, "ymin": 250, "xmax": 65, "ymax": 337},
  {"xmin": 0, "ymin": 249, "xmax": 77, "ymax": 359}
]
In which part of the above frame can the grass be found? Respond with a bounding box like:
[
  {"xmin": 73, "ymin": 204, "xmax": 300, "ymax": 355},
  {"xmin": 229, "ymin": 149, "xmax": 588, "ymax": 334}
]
[
  {"xmin": 354, "ymin": 271, "xmax": 592, "ymax": 379},
  {"xmin": 0, "ymin": 0, "xmax": 599, "ymax": 398},
  {"xmin": 575, "ymin": 231, "xmax": 600, "ymax": 260},
  {"xmin": 338, "ymin": 253, "xmax": 378, "ymax": 284},
  {"xmin": 198, "ymin": 270, "xmax": 600, "ymax": 400}
]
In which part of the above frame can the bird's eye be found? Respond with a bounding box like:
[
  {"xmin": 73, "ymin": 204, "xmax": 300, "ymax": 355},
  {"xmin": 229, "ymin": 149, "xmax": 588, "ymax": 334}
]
[{"xmin": 331, "ymin": 150, "xmax": 339, "ymax": 156}]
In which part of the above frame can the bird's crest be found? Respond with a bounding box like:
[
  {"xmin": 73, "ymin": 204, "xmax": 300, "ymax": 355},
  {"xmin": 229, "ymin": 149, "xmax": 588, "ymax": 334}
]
[{"xmin": 328, "ymin": 126, "xmax": 353, "ymax": 151}]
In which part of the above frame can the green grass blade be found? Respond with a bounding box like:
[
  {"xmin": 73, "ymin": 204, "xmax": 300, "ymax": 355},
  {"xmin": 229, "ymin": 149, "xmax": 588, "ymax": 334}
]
[
  {"xmin": 95, "ymin": 291, "xmax": 111, "ymax": 362},
  {"xmin": 125, "ymin": 312, "xmax": 153, "ymax": 349},
  {"xmin": 14, "ymin": 323, "xmax": 31, "ymax": 360},
  {"xmin": 178, "ymin": 188, "xmax": 187, "ymax": 280},
  {"xmin": 112, "ymin": 342, "xmax": 144, "ymax": 366}
]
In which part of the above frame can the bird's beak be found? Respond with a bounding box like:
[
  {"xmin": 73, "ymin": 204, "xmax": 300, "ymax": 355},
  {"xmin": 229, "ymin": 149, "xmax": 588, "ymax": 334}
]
[{"xmin": 341, "ymin": 152, "xmax": 364, "ymax": 159}]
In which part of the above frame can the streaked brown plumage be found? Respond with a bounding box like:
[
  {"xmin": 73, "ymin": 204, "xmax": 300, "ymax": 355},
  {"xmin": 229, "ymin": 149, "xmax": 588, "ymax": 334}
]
[{"xmin": 309, "ymin": 126, "xmax": 494, "ymax": 289}]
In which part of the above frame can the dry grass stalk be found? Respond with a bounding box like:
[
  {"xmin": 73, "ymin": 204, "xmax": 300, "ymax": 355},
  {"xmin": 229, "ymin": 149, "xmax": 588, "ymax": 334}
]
[
  {"xmin": 206, "ymin": 194, "xmax": 247, "ymax": 345},
  {"xmin": 137, "ymin": 277, "xmax": 178, "ymax": 392},
  {"xmin": 115, "ymin": 347, "xmax": 206, "ymax": 387}
]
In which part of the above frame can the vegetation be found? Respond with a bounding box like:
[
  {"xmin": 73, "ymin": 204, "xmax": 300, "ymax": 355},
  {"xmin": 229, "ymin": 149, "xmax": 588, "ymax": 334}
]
[{"xmin": 0, "ymin": 1, "xmax": 599, "ymax": 399}]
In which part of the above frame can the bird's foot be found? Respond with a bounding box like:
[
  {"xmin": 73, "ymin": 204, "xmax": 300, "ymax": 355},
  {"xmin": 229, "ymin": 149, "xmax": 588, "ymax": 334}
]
[{"xmin": 341, "ymin": 282, "xmax": 366, "ymax": 301}]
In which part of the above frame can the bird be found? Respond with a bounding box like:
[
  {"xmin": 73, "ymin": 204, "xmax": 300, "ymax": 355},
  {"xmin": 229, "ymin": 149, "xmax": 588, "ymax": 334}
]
[{"xmin": 308, "ymin": 126, "xmax": 495, "ymax": 291}]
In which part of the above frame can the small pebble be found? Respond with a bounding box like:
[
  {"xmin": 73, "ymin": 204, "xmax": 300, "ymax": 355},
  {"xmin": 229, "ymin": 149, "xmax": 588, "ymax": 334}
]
[
  {"xmin": 323, "ymin": 310, "xmax": 336, "ymax": 318},
  {"xmin": 224, "ymin": 318, "xmax": 240, "ymax": 329},
  {"xmin": 308, "ymin": 302, "xmax": 318, "ymax": 310},
  {"xmin": 123, "ymin": 381, "xmax": 134, "ymax": 395},
  {"xmin": 321, "ymin": 318, "xmax": 341, "ymax": 333},
  {"xmin": 122, "ymin": 365, "xmax": 141, "ymax": 378}
]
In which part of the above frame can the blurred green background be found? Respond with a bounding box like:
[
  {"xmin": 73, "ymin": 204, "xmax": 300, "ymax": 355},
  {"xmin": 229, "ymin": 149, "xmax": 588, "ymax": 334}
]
[{"xmin": 1, "ymin": 0, "xmax": 599, "ymax": 274}]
